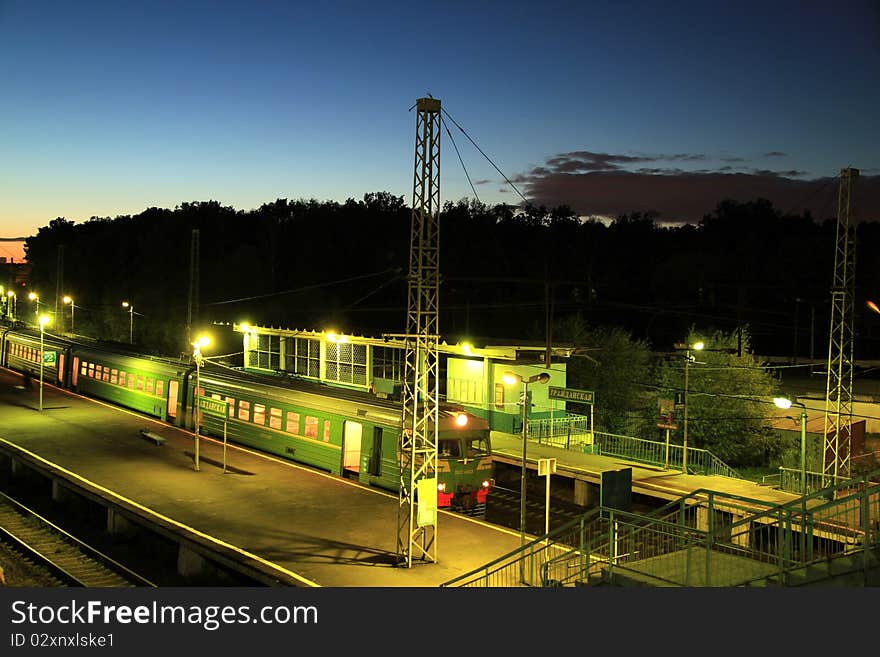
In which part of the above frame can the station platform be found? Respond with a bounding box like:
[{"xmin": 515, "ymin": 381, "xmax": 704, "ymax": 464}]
[
  {"xmin": 489, "ymin": 433, "xmax": 802, "ymax": 508},
  {"xmin": 0, "ymin": 367, "xmax": 523, "ymax": 587}
]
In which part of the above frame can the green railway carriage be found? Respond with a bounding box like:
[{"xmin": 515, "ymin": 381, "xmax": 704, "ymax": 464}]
[
  {"xmin": 69, "ymin": 346, "xmax": 190, "ymax": 423},
  {"xmin": 0, "ymin": 326, "xmax": 493, "ymax": 513},
  {"xmin": 191, "ymin": 365, "xmax": 494, "ymax": 512},
  {"xmin": 0, "ymin": 327, "xmax": 73, "ymax": 388}
]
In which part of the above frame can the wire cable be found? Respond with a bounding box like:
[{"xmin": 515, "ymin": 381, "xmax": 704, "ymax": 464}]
[
  {"xmin": 440, "ymin": 107, "xmax": 530, "ymax": 205},
  {"xmin": 441, "ymin": 116, "xmax": 480, "ymax": 204}
]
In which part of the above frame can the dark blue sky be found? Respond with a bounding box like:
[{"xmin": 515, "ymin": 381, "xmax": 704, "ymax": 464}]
[{"xmin": 1, "ymin": 0, "xmax": 878, "ymax": 240}]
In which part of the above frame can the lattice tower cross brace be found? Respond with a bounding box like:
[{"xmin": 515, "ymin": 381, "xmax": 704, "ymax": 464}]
[
  {"xmin": 397, "ymin": 97, "xmax": 441, "ymax": 568},
  {"xmin": 823, "ymin": 167, "xmax": 859, "ymax": 487}
]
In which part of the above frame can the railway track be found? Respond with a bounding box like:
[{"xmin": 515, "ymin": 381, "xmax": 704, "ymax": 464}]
[{"xmin": 0, "ymin": 492, "xmax": 155, "ymax": 587}]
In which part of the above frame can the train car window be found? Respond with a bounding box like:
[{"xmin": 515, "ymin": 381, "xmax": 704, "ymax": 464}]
[
  {"xmin": 466, "ymin": 438, "xmax": 490, "ymax": 457},
  {"xmin": 102, "ymin": 368, "xmax": 110, "ymax": 382},
  {"xmin": 118, "ymin": 371, "xmax": 126, "ymax": 387},
  {"xmin": 286, "ymin": 412, "xmax": 300, "ymax": 434},
  {"xmin": 80, "ymin": 362, "xmax": 88, "ymax": 376},
  {"xmin": 95, "ymin": 364, "xmax": 103, "ymax": 378},
  {"xmin": 253, "ymin": 403, "xmax": 266, "ymax": 425},
  {"xmin": 323, "ymin": 420, "xmax": 331, "ymax": 442},
  {"xmin": 88, "ymin": 363, "xmax": 95, "ymax": 378},
  {"xmin": 269, "ymin": 407, "xmax": 282, "ymax": 430},
  {"xmin": 111, "ymin": 369, "xmax": 118, "ymax": 385},
  {"xmin": 146, "ymin": 377, "xmax": 154, "ymax": 394},
  {"xmin": 155, "ymin": 380, "xmax": 164, "ymax": 397},
  {"xmin": 225, "ymin": 397, "xmax": 235, "ymax": 418},
  {"xmin": 238, "ymin": 400, "xmax": 250, "ymax": 421},
  {"xmin": 439, "ymin": 440, "xmax": 461, "ymax": 457},
  {"xmin": 128, "ymin": 374, "xmax": 135, "ymax": 389},
  {"xmin": 304, "ymin": 416, "xmax": 319, "ymax": 438},
  {"xmin": 136, "ymin": 375, "xmax": 144, "ymax": 390}
]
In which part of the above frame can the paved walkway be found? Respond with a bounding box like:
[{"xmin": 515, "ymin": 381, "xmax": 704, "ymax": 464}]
[{"xmin": 0, "ymin": 367, "xmax": 523, "ymax": 587}]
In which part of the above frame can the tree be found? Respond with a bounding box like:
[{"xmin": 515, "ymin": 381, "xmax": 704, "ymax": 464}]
[
  {"xmin": 656, "ymin": 326, "xmax": 786, "ymax": 467},
  {"xmin": 554, "ymin": 315, "xmax": 656, "ymax": 436}
]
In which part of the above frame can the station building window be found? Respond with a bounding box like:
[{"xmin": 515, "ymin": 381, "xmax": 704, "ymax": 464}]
[
  {"xmin": 287, "ymin": 338, "xmax": 320, "ymax": 378},
  {"xmin": 325, "ymin": 342, "xmax": 367, "ymax": 385},
  {"xmin": 372, "ymin": 346, "xmax": 404, "ymax": 383},
  {"xmin": 249, "ymin": 334, "xmax": 280, "ymax": 370}
]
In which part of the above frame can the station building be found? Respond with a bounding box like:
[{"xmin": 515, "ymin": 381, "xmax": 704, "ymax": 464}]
[{"xmin": 232, "ymin": 323, "xmax": 594, "ymax": 445}]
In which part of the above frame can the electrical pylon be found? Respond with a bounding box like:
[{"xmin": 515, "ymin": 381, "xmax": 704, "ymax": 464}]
[
  {"xmin": 397, "ymin": 96, "xmax": 441, "ymax": 567},
  {"xmin": 823, "ymin": 167, "xmax": 859, "ymax": 487}
]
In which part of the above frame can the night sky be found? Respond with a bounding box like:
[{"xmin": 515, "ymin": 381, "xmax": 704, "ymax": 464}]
[{"xmin": 1, "ymin": 0, "xmax": 878, "ymax": 248}]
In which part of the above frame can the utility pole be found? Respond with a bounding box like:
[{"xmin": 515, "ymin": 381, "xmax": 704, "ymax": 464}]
[{"xmin": 397, "ymin": 96, "xmax": 441, "ymax": 568}]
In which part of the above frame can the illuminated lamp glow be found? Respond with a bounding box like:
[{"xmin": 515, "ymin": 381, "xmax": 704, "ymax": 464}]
[
  {"xmin": 482, "ymin": 480, "xmax": 490, "ymax": 488},
  {"xmin": 773, "ymin": 397, "xmax": 793, "ymax": 410},
  {"xmin": 196, "ymin": 335, "xmax": 210, "ymax": 348},
  {"xmin": 868, "ymin": 300, "xmax": 880, "ymax": 315},
  {"xmin": 461, "ymin": 342, "xmax": 473, "ymax": 355},
  {"xmin": 38, "ymin": 314, "xmax": 51, "ymax": 328},
  {"xmin": 28, "ymin": 292, "xmax": 38, "ymax": 301},
  {"xmin": 455, "ymin": 413, "xmax": 468, "ymax": 427},
  {"xmin": 437, "ymin": 482, "xmax": 447, "ymax": 492},
  {"xmin": 692, "ymin": 341, "xmax": 705, "ymax": 351},
  {"xmin": 502, "ymin": 372, "xmax": 520, "ymax": 386}
]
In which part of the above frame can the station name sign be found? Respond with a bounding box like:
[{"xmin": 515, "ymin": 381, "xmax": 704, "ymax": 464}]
[
  {"xmin": 548, "ymin": 386, "xmax": 594, "ymax": 404},
  {"xmin": 198, "ymin": 396, "xmax": 229, "ymax": 416}
]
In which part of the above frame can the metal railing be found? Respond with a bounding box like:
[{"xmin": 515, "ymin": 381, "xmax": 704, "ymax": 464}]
[
  {"xmin": 594, "ymin": 432, "xmax": 741, "ymax": 479},
  {"xmin": 443, "ymin": 468, "xmax": 880, "ymax": 587},
  {"xmin": 527, "ymin": 414, "xmax": 592, "ymax": 450}
]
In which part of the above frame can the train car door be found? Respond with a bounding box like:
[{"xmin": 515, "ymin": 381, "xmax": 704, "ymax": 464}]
[
  {"xmin": 167, "ymin": 380, "xmax": 179, "ymax": 420},
  {"xmin": 71, "ymin": 356, "xmax": 79, "ymax": 387},
  {"xmin": 342, "ymin": 421, "xmax": 363, "ymax": 478}
]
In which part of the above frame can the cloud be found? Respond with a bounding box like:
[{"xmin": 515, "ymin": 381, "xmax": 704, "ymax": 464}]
[
  {"xmin": 514, "ymin": 155, "xmax": 880, "ymax": 223},
  {"xmin": 763, "ymin": 151, "xmax": 787, "ymax": 158}
]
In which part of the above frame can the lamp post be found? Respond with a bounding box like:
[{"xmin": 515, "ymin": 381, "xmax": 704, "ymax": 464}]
[
  {"xmin": 773, "ymin": 397, "xmax": 807, "ymax": 497},
  {"xmin": 121, "ymin": 301, "xmax": 143, "ymax": 344},
  {"xmin": 773, "ymin": 396, "xmax": 808, "ymax": 557},
  {"xmin": 62, "ymin": 295, "xmax": 75, "ymax": 332},
  {"xmin": 5, "ymin": 290, "xmax": 15, "ymax": 321},
  {"xmin": 503, "ymin": 370, "xmax": 551, "ymax": 553},
  {"xmin": 192, "ymin": 335, "xmax": 210, "ymax": 472},
  {"xmin": 681, "ymin": 340, "xmax": 704, "ymax": 474},
  {"xmin": 28, "ymin": 292, "xmax": 40, "ymax": 322},
  {"xmin": 38, "ymin": 314, "xmax": 51, "ymax": 411}
]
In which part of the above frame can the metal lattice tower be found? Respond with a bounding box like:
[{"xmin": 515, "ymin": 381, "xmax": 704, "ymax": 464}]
[
  {"xmin": 397, "ymin": 97, "xmax": 441, "ymax": 568},
  {"xmin": 823, "ymin": 167, "xmax": 859, "ymax": 486}
]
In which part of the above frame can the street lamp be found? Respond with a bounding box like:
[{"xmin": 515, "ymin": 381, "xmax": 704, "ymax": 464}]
[
  {"xmin": 773, "ymin": 395, "xmax": 808, "ymax": 557},
  {"xmin": 38, "ymin": 314, "xmax": 51, "ymax": 411},
  {"xmin": 681, "ymin": 340, "xmax": 704, "ymax": 474},
  {"xmin": 773, "ymin": 397, "xmax": 807, "ymax": 497},
  {"xmin": 28, "ymin": 292, "xmax": 40, "ymax": 322},
  {"xmin": 5, "ymin": 290, "xmax": 14, "ymax": 321},
  {"xmin": 192, "ymin": 335, "xmax": 210, "ymax": 472},
  {"xmin": 62, "ymin": 295, "xmax": 75, "ymax": 332},
  {"xmin": 121, "ymin": 301, "xmax": 142, "ymax": 344},
  {"xmin": 502, "ymin": 370, "xmax": 551, "ymax": 553}
]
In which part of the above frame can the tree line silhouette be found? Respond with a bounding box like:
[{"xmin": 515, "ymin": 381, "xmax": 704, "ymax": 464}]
[{"xmin": 21, "ymin": 192, "xmax": 880, "ymax": 360}]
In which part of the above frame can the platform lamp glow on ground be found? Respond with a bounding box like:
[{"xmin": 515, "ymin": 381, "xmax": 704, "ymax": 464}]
[
  {"xmin": 192, "ymin": 335, "xmax": 210, "ymax": 472},
  {"xmin": 38, "ymin": 314, "xmax": 51, "ymax": 411},
  {"xmin": 502, "ymin": 370, "xmax": 551, "ymax": 558}
]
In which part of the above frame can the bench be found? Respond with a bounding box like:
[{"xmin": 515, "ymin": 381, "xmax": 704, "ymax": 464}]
[{"xmin": 139, "ymin": 429, "xmax": 167, "ymax": 446}]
